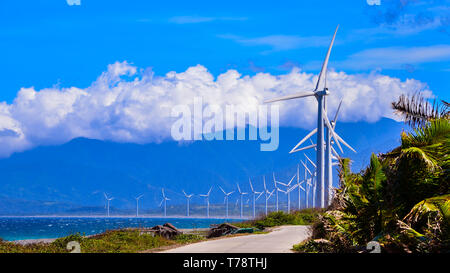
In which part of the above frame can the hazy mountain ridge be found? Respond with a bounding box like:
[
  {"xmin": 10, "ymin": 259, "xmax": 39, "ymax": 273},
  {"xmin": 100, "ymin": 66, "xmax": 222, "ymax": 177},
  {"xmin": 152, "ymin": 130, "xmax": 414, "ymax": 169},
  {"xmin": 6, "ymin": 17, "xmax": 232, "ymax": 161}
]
[{"xmin": 0, "ymin": 118, "xmax": 406, "ymax": 215}]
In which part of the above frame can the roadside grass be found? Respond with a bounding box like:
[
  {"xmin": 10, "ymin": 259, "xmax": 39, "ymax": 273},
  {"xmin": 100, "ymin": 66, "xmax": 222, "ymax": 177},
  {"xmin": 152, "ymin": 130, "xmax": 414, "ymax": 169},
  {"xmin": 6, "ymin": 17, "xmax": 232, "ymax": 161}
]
[
  {"xmin": 234, "ymin": 209, "xmax": 323, "ymax": 230},
  {"xmin": 0, "ymin": 229, "xmax": 204, "ymax": 253}
]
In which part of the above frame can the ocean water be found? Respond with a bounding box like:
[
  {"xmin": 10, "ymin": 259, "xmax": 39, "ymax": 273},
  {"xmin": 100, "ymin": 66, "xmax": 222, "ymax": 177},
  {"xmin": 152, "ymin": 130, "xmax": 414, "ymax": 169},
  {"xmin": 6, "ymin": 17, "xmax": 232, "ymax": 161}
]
[{"xmin": 0, "ymin": 217, "xmax": 243, "ymax": 241}]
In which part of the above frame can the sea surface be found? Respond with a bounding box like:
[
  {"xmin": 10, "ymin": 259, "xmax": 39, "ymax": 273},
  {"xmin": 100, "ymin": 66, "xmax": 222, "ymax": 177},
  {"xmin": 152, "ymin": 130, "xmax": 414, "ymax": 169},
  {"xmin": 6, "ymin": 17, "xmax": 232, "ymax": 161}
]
[{"xmin": 0, "ymin": 217, "xmax": 243, "ymax": 241}]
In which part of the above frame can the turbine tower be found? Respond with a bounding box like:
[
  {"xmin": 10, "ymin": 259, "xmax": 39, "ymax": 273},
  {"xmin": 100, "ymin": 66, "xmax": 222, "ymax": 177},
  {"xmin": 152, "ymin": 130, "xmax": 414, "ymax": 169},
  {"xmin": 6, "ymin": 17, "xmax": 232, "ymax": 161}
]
[
  {"xmin": 103, "ymin": 193, "xmax": 114, "ymax": 217},
  {"xmin": 265, "ymin": 25, "xmax": 341, "ymax": 208},
  {"xmin": 236, "ymin": 183, "xmax": 248, "ymax": 218},
  {"xmin": 296, "ymin": 164, "xmax": 306, "ymax": 210},
  {"xmin": 279, "ymin": 183, "xmax": 299, "ymax": 213},
  {"xmin": 291, "ymin": 101, "xmax": 356, "ymax": 206},
  {"xmin": 135, "ymin": 194, "xmax": 144, "ymax": 217},
  {"xmin": 159, "ymin": 188, "xmax": 170, "ymax": 217},
  {"xmin": 182, "ymin": 190, "xmax": 194, "ymax": 217},
  {"xmin": 262, "ymin": 176, "xmax": 275, "ymax": 215},
  {"xmin": 275, "ymin": 173, "xmax": 296, "ymax": 211},
  {"xmin": 301, "ymin": 159, "xmax": 314, "ymax": 208},
  {"xmin": 249, "ymin": 178, "xmax": 263, "ymax": 218},
  {"xmin": 199, "ymin": 187, "xmax": 213, "ymax": 218},
  {"xmin": 272, "ymin": 173, "xmax": 282, "ymax": 212},
  {"xmin": 219, "ymin": 186, "xmax": 234, "ymax": 218}
]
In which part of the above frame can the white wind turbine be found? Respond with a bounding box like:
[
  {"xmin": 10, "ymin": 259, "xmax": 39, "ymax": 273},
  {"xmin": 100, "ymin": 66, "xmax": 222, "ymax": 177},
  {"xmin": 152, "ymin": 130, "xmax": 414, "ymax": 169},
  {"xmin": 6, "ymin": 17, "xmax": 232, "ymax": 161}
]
[
  {"xmin": 182, "ymin": 190, "xmax": 194, "ymax": 217},
  {"xmin": 301, "ymin": 159, "xmax": 314, "ymax": 208},
  {"xmin": 275, "ymin": 173, "xmax": 296, "ymax": 211},
  {"xmin": 291, "ymin": 101, "xmax": 356, "ymax": 206},
  {"xmin": 262, "ymin": 176, "xmax": 275, "ymax": 215},
  {"xmin": 279, "ymin": 182, "xmax": 299, "ymax": 213},
  {"xmin": 159, "ymin": 188, "xmax": 170, "ymax": 217},
  {"xmin": 134, "ymin": 194, "xmax": 144, "ymax": 217},
  {"xmin": 296, "ymin": 164, "xmax": 306, "ymax": 210},
  {"xmin": 272, "ymin": 173, "xmax": 282, "ymax": 211},
  {"xmin": 265, "ymin": 25, "xmax": 343, "ymax": 208},
  {"xmin": 103, "ymin": 193, "xmax": 114, "ymax": 217},
  {"xmin": 219, "ymin": 186, "xmax": 234, "ymax": 218},
  {"xmin": 236, "ymin": 183, "xmax": 248, "ymax": 218},
  {"xmin": 263, "ymin": 176, "xmax": 275, "ymax": 215},
  {"xmin": 249, "ymin": 178, "xmax": 263, "ymax": 218},
  {"xmin": 199, "ymin": 187, "xmax": 213, "ymax": 218}
]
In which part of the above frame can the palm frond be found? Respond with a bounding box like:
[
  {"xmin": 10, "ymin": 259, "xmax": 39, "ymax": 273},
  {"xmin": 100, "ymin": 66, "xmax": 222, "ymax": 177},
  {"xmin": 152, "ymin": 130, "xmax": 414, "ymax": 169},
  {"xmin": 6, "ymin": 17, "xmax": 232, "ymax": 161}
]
[{"xmin": 392, "ymin": 93, "xmax": 449, "ymax": 128}]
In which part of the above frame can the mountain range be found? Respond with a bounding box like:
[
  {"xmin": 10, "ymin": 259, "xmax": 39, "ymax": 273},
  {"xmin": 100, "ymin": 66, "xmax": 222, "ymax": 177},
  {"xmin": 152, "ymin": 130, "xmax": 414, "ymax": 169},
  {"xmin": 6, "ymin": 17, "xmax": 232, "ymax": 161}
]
[{"xmin": 0, "ymin": 118, "xmax": 406, "ymax": 215}]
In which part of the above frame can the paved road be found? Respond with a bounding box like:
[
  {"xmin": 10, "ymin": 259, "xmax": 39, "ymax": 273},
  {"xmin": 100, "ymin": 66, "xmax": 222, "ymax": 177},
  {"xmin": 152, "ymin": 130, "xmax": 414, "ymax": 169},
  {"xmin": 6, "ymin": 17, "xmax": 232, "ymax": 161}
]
[{"xmin": 162, "ymin": 225, "xmax": 310, "ymax": 253}]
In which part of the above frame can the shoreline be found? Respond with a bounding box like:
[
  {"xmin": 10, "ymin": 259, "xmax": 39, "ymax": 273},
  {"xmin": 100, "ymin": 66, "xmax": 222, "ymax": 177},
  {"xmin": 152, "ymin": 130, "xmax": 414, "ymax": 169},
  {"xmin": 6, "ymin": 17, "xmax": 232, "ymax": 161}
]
[
  {"xmin": 11, "ymin": 227, "xmax": 211, "ymax": 245},
  {"xmin": 0, "ymin": 215, "xmax": 250, "ymax": 220}
]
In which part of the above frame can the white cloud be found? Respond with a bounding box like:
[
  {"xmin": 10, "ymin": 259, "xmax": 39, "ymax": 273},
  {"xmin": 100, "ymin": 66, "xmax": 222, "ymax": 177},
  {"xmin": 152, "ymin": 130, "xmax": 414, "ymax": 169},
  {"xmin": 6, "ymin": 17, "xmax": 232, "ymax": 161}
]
[
  {"xmin": 337, "ymin": 45, "xmax": 450, "ymax": 70},
  {"xmin": 0, "ymin": 61, "xmax": 431, "ymax": 157},
  {"xmin": 169, "ymin": 16, "xmax": 246, "ymax": 24},
  {"xmin": 66, "ymin": 0, "xmax": 81, "ymax": 6},
  {"xmin": 218, "ymin": 34, "xmax": 332, "ymax": 53}
]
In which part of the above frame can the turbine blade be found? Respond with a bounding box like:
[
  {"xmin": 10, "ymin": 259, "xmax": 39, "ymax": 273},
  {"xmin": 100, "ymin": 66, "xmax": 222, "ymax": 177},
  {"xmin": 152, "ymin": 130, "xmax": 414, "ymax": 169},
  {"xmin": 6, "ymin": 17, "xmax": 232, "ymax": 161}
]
[
  {"xmin": 219, "ymin": 186, "xmax": 226, "ymax": 195},
  {"xmin": 304, "ymin": 153, "xmax": 317, "ymax": 168},
  {"xmin": 309, "ymin": 138, "xmax": 317, "ymax": 151},
  {"xmin": 264, "ymin": 91, "xmax": 315, "ymax": 104},
  {"xmin": 288, "ymin": 174, "xmax": 296, "ymax": 186},
  {"xmin": 333, "ymin": 99, "xmax": 343, "ymax": 127},
  {"xmin": 249, "ymin": 178, "xmax": 254, "ymax": 192},
  {"xmin": 289, "ymin": 184, "xmax": 299, "ymax": 192},
  {"xmin": 334, "ymin": 132, "xmax": 357, "ymax": 153},
  {"xmin": 159, "ymin": 199, "xmax": 164, "ymax": 207},
  {"xmin": 315, "ymin": 25, "xmax": 339, "ymax": 91},
  {"xmin": 331, "ymin": 145, "xmax": 340, "ymax": 158},
  {"xmin": 267, "ymin": 189, "xmax": 275, "ymax": 200},
  {"xmin": 323, "ymin": 111, "xmax": 343, "ymax": 153},
  {"xmin": 256, "ymin": 192, "xmax": 264, "ymax": 201},
  {"xmin": 289, "ymin": 128, "xmax": 317, "ymax": 153},
  {"xmin": 301, "ymin": 160, "xmax": 313, "ymax": 176},
  {"xmin": 290, "ymin": 143, "xmax": 317, "ymax": 154}
]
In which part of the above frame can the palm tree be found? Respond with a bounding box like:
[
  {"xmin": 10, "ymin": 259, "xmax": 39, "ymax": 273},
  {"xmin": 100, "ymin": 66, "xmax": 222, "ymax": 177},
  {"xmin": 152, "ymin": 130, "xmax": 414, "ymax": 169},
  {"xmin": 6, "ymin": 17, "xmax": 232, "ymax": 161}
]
[
  {"xmin": 391, "ymin": 93, "xmax": 449, "ymax": 128},
  {"xmin": 306, "ymin": 93, "xmax": 450, "ymax": 253}
]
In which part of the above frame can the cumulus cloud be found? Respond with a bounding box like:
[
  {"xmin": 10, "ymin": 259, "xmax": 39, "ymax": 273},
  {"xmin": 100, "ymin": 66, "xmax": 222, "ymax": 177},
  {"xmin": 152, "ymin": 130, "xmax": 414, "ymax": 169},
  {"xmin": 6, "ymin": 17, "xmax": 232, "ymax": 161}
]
[{"xmin": 0, "ymin": 61, "xmax": 432, "ymax": 157}]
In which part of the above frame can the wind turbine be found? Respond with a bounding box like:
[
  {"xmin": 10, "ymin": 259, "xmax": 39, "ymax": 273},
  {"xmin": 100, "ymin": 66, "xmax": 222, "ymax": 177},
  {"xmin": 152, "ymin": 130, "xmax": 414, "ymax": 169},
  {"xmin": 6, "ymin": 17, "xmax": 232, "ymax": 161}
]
[
  {"xmin": 296, "ymin": 164, "xmax": 306, "ymax": 210},
  {"xmin": 291, "ymin": 101, "xmax": 356, "ymax": 207},
  {"xmin": 272, "ymin": 173, "xmax": 282, "ymax": 212},
  {"xmin": 262, "ymin": 176, "xmax": 275, "ymax": 215},
  {"xmin": 182, "ymin": 190, "xmax": 194, "ymax": 217},
  {"xmin": 301, "ymin": 159, "xmax": 314, "ymax": 208},
  {"xmin": 199, "ymin": 187, "xmax": 213, "ymax": 218},
  {"xmin": 275, "ymin": 173, "xmax": 296, "ymax": 211},
  {"xmin": 134, "ymin": 194, "xmax": 144, "ymax": 217},
  {"xmin": 219, "ymin": 186, "xmax": 234, "ymax": 218},
  {"xmin": 159, "ymin": 188, "xmax": 170, "ymax": 217},
  {"xmin": 265, "ymin": 25, "xmax": 342, "ymax": 208},
  {"xmin": 249, "ymin": 178, "xmax": 263, "ymax": 218},
  {"xmin": 103, "ymin": 193, "xmax": 114, "ymax": 217},
  {"xmin": 279, "ymin": 183, "xmax": 299, "ymax": 213},
  {"xmin": 236, "ymin": 183, "xmax": 248, "ymax": 218}
]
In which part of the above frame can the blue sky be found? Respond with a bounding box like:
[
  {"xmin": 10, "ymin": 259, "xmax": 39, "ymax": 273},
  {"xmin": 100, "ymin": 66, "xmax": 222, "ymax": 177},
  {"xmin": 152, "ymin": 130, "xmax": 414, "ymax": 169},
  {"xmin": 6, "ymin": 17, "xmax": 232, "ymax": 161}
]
[{"xmin": 0, "ymin": 0, "xmax": 449, "ymax": 158}]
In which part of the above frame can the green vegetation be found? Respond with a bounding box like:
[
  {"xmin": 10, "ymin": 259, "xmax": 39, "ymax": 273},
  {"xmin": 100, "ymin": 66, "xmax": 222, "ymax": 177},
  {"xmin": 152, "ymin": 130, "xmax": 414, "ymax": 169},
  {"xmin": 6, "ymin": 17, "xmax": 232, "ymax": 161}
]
[
  {"xmin": 295, "ymin": 94, "xmax": 449, "ymax": 253},
  {"xmin": 235, "ymin": 209, "xmax": 323, "ymax": 230},
  {"xmin": 0, "ymin": 229, "xmax": 204, "ymax": 253}
]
